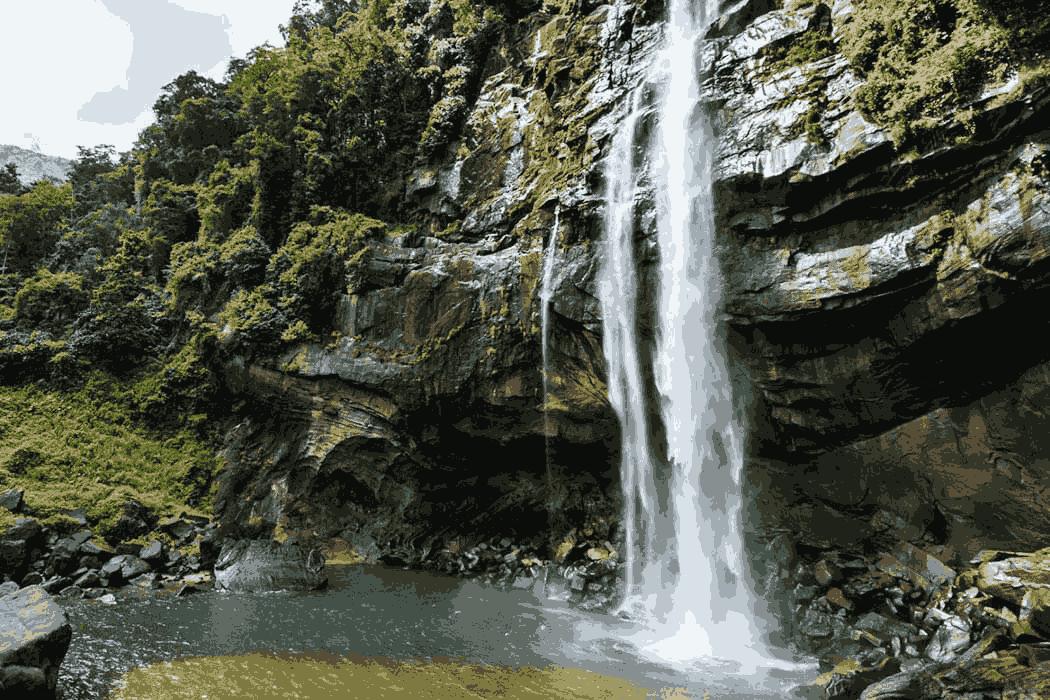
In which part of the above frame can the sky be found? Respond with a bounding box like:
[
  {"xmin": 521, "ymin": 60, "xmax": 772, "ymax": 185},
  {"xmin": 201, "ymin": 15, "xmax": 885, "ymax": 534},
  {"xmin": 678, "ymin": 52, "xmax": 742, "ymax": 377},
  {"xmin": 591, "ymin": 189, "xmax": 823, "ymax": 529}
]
[{"xmin": 1, "ymin": 0, "xmax": 298, "ymax": 161}]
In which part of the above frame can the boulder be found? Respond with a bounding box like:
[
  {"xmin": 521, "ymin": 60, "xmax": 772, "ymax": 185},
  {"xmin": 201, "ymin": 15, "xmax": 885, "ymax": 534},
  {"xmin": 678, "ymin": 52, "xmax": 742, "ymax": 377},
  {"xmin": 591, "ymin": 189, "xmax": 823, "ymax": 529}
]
[
  {"xmin": 875, "ymin": 542, "xmax": 955, "ymax": 595},
  {"xmin": 0, "ymin": 539, "xmax": 27, "ymax": 575},
  {"xmin": 923, "ymin": 615, "xmax": 971, "ymax": 662},
  {"xmin": 73, "ymin": 570, "xmax": 100, "ymax": 589},
  {"xmin": 6, "ymin": 519, "xmax": 42, "ymax": 543},
  {"xmin": 976, "ymin": 548, "xmax": 1050, "ymax": 607},
  {"xmin": 0, "ymin": 489, "xmax": 23, "ymax": 512},
  {"xmin": 139, "ymin": 540, "xmax": 167, "ymax": 562},
  {"xmin": 157, "ymin": 516, "xmax": 198, "ymax": 544},
  {"xmin": 214, "ymin": 540, "xmax": 327, "ymax": 592},
  {"xmin": 0, "ymin": 581, "xmax": 18, "ymax": 596},
  {"xmin": 41, "ymin": 577, "xmax": 73, "ymax": 595},
  {"xmin": 20, "ymin": 572, "xmax": 42, "ymax": 588},
  {"xmin": 78, "ymin": 540, "xmax": 113, "ymax": 558},
  {"xmin": 0, "ymin": 585, "xmax": 72, "ymax": 696},
  {"xmin": 105, "ymin": 500, "xmax": 157, "ymax": 544},
  {"xmin": 99, "ymin": 554, "xmax": 136, "ymax": 584}
]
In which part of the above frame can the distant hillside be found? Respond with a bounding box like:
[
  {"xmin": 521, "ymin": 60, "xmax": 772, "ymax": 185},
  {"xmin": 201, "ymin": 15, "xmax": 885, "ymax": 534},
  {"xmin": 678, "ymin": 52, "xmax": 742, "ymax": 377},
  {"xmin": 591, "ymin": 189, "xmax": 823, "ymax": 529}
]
[{"xmin": 0, "ymin": 144, "xmax": 73, "ymax": 187}]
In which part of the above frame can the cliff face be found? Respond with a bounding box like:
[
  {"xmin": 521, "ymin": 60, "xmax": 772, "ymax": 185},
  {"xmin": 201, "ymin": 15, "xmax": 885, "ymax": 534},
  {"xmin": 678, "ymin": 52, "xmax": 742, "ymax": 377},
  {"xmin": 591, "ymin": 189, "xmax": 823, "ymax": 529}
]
[
  {"xmin": 215, "ymin": 0, "xmax": 1050, "ymax": 569},
  {"xmin": 0, "ymin": 145, "xmax": 72, "ymax": 187}
]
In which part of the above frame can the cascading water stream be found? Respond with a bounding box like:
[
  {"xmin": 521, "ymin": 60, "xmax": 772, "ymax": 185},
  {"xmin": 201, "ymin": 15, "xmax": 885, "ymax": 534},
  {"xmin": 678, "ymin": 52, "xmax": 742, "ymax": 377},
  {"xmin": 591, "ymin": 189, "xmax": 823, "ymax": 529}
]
[
  {"xmin": 540, "ymin": 206, "xmax": 561, "ymax": 495},
  {"xmin": 598, "ymin": 0, "xmax": 792, "ymax": 671}
]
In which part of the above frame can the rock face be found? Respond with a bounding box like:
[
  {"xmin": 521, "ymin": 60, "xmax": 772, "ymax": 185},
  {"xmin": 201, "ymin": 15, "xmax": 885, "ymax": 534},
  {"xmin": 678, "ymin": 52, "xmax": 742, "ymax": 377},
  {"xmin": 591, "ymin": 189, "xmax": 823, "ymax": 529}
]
[
  {"xmin": 209, "ymin": 0, "xmax": 1050, "ymax": 582},
  {"xmin": 214, "ymin": 540, "xmax": 328, "ymax": 593},
  {"xmin": 0, "ymin": 144, "xmax": 72, "ymax": 188},
  {"xmin": 0, "ymin": 585, "xmax": 72, "ymax": 696}
]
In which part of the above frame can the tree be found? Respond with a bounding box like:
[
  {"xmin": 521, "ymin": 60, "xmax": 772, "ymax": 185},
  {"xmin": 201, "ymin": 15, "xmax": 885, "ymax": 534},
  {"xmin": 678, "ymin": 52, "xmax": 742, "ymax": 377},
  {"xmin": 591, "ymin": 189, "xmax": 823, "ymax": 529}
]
[
  {"xmin": 67, "ymin": 145, "xmax": 135, "ymax": 221},
  {"xmin": 0, "ymin": 181, "xmax": 74, "ymax": 275},
  {"xmin": 0, "ymin": 163, "xmax": 29, "ymax": 196},
  {"xmin": 279, "ymin": 0, "xmax": 359, "ymax": 45}
]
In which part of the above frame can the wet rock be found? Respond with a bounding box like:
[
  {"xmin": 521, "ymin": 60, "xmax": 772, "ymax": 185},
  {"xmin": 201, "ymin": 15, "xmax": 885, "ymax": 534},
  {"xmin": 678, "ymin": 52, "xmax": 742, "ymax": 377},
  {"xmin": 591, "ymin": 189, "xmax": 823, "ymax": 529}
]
[
  {"xmin": 78, "ymin": 555, "xmax": 102, "ymax": 571},
  {"xmin": 815, "ymin": 559, "xmax": 842, "ymax": 585},
  {"xmin": 139, "ymin": 540, "xmax": 167, "ymax": 563},
  {"xmin": 925, "ymin": 615, "xmax": 972, "ymax": 663},
  {"xmin": 826, "ymin": 587, "xmax": 852, "ymax": 610},
  {"xmin": 854, "ymin": 612, "xmax": 919, "ymax": 643},
  {"xmin": 82, "ymin": 589, "xmax": 108, "ymax": 600},
  {"xmin": 197, "ymin": 529, "xmax": 224, "ymax": 569},
  {"xmin": 0, "ymin": 585, "xmax": 72, "ymax": 696},
  {"xmin": 815, "ymin": 657, "xmax": 902, "ymax": 700},
  {"xmin": 0, "ymin": 539, "xmax": 27, "ymax": 573},
  {"xmin": 106, "ymin": 500, "xmax": 157, "ymax": 544},
  {"xmin": 876, "ymin": 543, "xmax": 956, "ymax": 595},
  {"xmin": 78, "ymin": 540, "xmax": 112, "ymax": 558},
  {"xmin": 976, "ymin": 548, "xmax": 1050, "ymax": 607},
  {"xmin": 214, "ymin": 540, "xmax": 327, "ymax": 593},
  {"xmin": 121, "ymin": 557, "xmax": 151, "ymax": 580},
  {"xmin": 6, "ymin": 518, "xmax": 42, "ymax": 543},
  {"xmin": 48, "ymin": 538, "xmax": 81, "ymax": 576},
  {"xmin": 130, "ymin": 573, "xmax": 162, "ymax": 590},
  {"xmin": 157, "ymin": 516, "xmax": 198, "ymax": 544},
  {"xmin": 1019, "ymin": 588, "xmax": 1050, "ymax": 639},
  {"xmin": 58, "ymin": 586, "xmax": 84, "ymax": 600},
  {"xmin": 20, "ymin": 572, "xmax": 43, "ymax": 587},
  {"xmin": 73, "ymin": 570, "xmax": 100, "ymax": 589},
  {"xmin": 99, "ymin": 554, "xmax": 136, "ymax": 584},
  {"xmin": 857, "ymin": 667, "xmax": 924, "ymax": 700},
  {"xmin": 114, "ymin": 543, "xmax": 143, "ymax": 557},
  {"xmin": 41, "ymin": 576, "xmax": 73, "ymax": 595},
  {"xmin": 0, "ymin": 489, "xmax": 23, "ymax": 512},
  {"xmin": 799, "ymin": 605, "xmax": 838, "ymax": 638},
  {"xmin": 174, "ymin": 583, "xmax": 202, "ymax": 597},
  {"xmin": 793, "ymin": 583, "xmax": 820, "ymax": 602}
]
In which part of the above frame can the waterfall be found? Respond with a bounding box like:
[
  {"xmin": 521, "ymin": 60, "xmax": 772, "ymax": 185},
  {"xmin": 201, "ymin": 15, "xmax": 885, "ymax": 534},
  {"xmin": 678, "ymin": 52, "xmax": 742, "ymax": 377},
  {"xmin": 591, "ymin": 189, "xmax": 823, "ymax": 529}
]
[
  {"xmin": 599, "ymin": 0, "xmax": 777, "ymax": 667},
  {"xmin": 541, "ymin": 206, "xmax": 562, "ymax": 437},
  {"xmin": 541, "ymin": 206, "xmax": 561, "ymax": 495}
]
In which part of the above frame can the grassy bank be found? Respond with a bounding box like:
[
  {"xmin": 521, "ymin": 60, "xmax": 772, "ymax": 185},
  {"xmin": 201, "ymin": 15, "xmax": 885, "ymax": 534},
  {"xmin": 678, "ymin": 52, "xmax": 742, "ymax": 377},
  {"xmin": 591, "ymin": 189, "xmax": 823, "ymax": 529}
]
[{"xmin": 0, "ymin": 373, "xmax": 221, "ymax": 534}]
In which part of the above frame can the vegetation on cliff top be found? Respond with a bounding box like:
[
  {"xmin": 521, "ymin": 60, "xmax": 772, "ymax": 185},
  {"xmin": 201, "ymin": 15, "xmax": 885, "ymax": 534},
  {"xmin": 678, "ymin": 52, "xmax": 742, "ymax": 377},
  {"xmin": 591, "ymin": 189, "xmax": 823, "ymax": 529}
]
[{"xmin": 840, "ymin": 0, "xmax": 1050, "ymax": 143}]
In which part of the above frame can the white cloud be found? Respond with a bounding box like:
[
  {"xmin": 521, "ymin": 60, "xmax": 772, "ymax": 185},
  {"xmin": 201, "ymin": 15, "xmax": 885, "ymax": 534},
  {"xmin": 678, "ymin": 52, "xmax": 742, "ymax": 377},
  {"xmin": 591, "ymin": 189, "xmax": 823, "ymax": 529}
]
[{"xmin": 1, "ymin": 0, "xmax": 294, "ymax": 160}]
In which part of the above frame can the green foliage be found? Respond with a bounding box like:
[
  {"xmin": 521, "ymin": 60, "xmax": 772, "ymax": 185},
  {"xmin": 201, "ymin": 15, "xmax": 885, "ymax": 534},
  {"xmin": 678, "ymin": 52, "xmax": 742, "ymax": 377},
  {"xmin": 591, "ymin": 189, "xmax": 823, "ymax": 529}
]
[
  {"xmin": 13, "ymin": 268, "xmax": 88, "ymax": 324},
  {"xmin": 0, "ymin": 379, "xmax": 221, "ymax": 535},
  {"xmin": 279, "ymin": 0, "xmax": 359, "ymax": 45},
  {"xmin": 0, "ymin": 163, "xmax": 30, "ymax": 196},
  {"xmin": 46, "ymin": 204, "xmax": 132, "ymax": 284},
  {"xmin": 760, "ymin": 23, "xmax": 836, "ymax": 70},
  {"xmin": 67, "ymin": 145, "xmax": 135, "ymax": 221},
  {"xmin": 198, "ymin": 160, "xmax": 258, "ymax": 238},
  {"xmin": 0, "ymin": 181, "xmax": 74, "ymax": 275},
  {"xmin": 840, "ymin": 0, "xmax": 1050, "ymax": 144},
  {"xmin": 142, "ymin": 178, "xmax": 201, "ymax": 248},
  {"xmin": 67, "ymin": 240, "xmax": 170, "ymax": 371}
]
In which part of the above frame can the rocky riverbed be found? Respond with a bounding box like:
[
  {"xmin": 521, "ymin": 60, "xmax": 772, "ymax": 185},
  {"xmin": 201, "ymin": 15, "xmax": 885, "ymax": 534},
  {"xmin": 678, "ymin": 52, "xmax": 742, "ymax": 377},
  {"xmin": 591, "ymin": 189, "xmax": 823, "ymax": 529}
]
[{"xmin": 5, "ymin": 490, "xmax": 1050, "ymax": 699}]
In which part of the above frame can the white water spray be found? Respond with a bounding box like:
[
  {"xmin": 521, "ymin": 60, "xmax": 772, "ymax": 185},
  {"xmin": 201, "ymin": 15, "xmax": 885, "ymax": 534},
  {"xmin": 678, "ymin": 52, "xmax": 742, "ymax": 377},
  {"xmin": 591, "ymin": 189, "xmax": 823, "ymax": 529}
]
[{"xmin": 599, "ymin": 0, "xmax": 781, "ymax": 670}]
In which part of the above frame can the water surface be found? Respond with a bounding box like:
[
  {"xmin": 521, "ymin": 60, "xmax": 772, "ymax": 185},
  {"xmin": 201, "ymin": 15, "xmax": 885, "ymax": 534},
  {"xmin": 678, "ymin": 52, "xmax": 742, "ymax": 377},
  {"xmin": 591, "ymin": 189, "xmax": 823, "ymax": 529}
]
[{"xmin": 58, "ymin": 564, "xmax": 818, "ymax": 699}]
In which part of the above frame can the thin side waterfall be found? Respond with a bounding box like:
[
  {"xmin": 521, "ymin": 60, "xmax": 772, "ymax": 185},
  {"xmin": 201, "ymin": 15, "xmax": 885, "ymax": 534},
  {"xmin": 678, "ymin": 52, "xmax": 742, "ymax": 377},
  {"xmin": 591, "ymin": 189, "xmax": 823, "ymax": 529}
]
[
  {"xmin": 541, "ymin": 206, "xmax": 561, "ymax": 485},
  {"xmin": 599, "ymin": 0, "xmax": 779, "ymax": 668}
]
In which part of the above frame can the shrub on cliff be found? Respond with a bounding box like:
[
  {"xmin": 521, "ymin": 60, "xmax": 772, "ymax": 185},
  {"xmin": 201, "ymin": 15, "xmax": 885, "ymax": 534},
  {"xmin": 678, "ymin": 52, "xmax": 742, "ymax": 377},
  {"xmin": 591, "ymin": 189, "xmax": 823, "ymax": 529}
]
[
  {"xmin": 67, "ymin": 238, "xmax": 171, "ymax": 373},
  {"xmin": 13, "ymin": 269, "xmax": 89, "ymax": 327},
  {"xmin": 841, "ymin": 0, "xmax": 1050, "ymax": 143},
  {"xmin": 0, "ymin": 180, "xmax": 73, "ymax": 275},
  {"xmin": 67, "ymin": 145, "xmax": 135, "ymax": 222}
]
